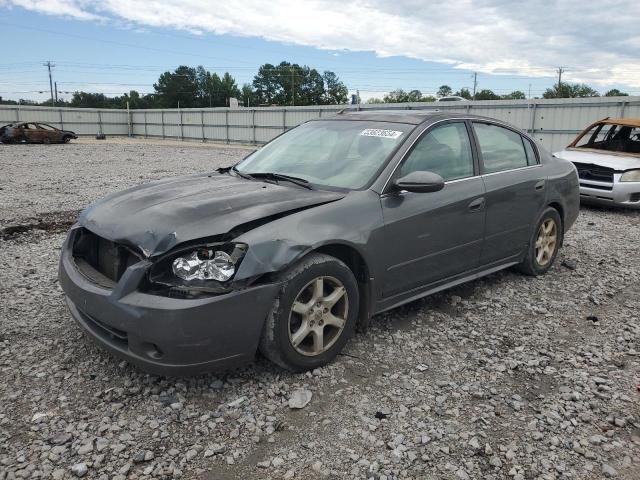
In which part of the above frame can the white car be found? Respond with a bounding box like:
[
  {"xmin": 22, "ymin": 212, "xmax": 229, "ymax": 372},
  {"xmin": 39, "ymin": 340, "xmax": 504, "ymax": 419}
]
[
  {"xmin": 554, "ymin": 118, "xmax": 640, "ymax": 209},
  {"xmin": 436, "ymin": 96, "xmax": 468, "ymax": 102}
]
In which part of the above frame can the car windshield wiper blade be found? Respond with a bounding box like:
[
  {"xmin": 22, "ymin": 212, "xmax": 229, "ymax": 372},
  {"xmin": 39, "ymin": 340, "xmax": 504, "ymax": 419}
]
[
  {"xmin": 230, "ymin": 166, "xmax": 255, "ymax": 180},
  {"xmin": 246, "ymin": 172, "xmax": 313, "ymax": 189}
]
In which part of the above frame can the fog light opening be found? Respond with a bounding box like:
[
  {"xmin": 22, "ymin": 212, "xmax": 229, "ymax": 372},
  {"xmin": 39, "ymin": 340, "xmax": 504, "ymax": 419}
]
[{"xmin": 143, "ymin": 343, "xmax": 164, "ymax": 360}]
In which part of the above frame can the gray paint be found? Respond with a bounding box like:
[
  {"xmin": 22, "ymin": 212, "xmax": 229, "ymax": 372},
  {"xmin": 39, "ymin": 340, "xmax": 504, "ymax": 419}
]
[{"xmin": 59, "ymin": 111, "xmax": 580, "ymax": 375}]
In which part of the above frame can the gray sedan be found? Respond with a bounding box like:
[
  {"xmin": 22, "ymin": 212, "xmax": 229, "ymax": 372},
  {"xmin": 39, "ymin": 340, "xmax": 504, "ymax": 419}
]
[{"xmin": 58, "ymin": 111, "xmax": 579, "ymax": 374}]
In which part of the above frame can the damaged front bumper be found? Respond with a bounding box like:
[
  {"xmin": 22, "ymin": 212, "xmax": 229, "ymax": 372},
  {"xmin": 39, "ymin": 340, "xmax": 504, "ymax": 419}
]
[
  {"xmin": 58, "ymin": 227, "xmax": 279, "ymax": 376},
  {"xmin": 578, "ymin": 177, "xmax": 640, "ymax": 209}
]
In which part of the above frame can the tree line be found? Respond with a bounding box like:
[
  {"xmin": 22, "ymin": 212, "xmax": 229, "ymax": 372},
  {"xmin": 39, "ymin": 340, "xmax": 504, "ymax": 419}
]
[
  {"xmin": 0, "ymin": 64, "xmax": 631, "ymax": 109},
  {"xmin": 0, "ymin": 62, "xmax": 348, "ymax": 109},
  {"xmin": 366, "ymin": 84, "xmax": 629, "ymax": 104}
]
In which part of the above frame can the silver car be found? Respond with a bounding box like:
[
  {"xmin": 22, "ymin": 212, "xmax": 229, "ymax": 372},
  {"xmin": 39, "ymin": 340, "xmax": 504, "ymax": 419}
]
[{"xmin": 554, "ymin": 118, "xmax": 640, "ymax": 209}]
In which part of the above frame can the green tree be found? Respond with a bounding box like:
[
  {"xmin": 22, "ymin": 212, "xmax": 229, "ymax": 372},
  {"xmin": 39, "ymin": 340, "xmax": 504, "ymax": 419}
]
[
  {"xmin": 252, "ymin": 61, "xmax": 348, "ymax": 106},
  {"xmin": 475, "ymin": 89, "xmax": 501, "ymax": 100},
  {"xmin": 604, "ymin": 88, "xmax": 628, "ymax": 97},
  {"xmin": 70, "ymin": 92, "xmax": 114, "ymax": 108},
  {"xmin": 501, "ymin": 90, "xmax": 526, "ymax": 100},
  {"xmin": 366, "ymin": 97, "xmax": 384, "ymax": 104},
  {"xmin": 543, "ymin": 82, "xmax": 599, "ymax": 99},
  {"xmin": 454, "ymin": 88, "xmax": 472, "ymax": 100},
  {"xmin": 437, "ymin": 85, "xmax": 453, "ymax": 97},
  {"xmin": 383, "ymin": 89, "xmax": 424, "ymax": 103},
  {"xmin": 241, "ymin": 83, "xmax": 256, "ymax": 107},
  {"xmin": 322, "ymin": 71, "xmax": 348, "ymax": 104},
  {"xmin": 154, "ymin": 66, "xmax": 199, "ymax": 108},
  {"xmin": 383, "ymin": 89, "xmax": 408, "ymax": 103}
]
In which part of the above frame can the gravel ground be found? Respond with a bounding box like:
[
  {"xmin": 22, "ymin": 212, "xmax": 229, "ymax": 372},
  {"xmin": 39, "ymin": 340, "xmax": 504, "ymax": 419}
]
[{"xmin": 1, "ymin": 140, "xmax": 639, "ymax": 480}]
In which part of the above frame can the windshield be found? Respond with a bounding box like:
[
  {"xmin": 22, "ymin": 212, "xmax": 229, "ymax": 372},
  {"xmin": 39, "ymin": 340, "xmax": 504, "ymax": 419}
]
[
  {"xmin": 575, "ymin": 123, "xmax": 640, "ymax": 155},
  {"xmin": 235, "ymin": 120, "xmax": 413, "ymax": 189}
]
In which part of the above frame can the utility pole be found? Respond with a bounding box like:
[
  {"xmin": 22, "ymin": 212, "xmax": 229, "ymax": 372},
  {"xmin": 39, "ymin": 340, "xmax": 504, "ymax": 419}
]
[
  {"xmin": 291, "ymin": 67, "xmax": 295, "ymax": 106},
  {"xmin": 472, "ymin": 72, "xmax": 478, "ymax": 100},
  {"xmin": 528, "ymin": 83, "xmax": 532, "ymax": 99},
  {"xmin": 556, "ymin": 67, "xmax": 565, "ymax": 90},
  {"xmin": 44, "ymin": 61, "xmax": 55, "ymax": 107},
  {"xmin": 54, "ymin": 82, "xmax": 58, "ymax": 105}
]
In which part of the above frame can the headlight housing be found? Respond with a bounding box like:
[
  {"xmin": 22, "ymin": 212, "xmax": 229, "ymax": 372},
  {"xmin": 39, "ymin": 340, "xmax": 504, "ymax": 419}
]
[
  {"xmin": 148, "ymin": 242, "xmax": 247, "ymax": 292},
  {"xmin": 620, "ymin": 170, "xmax": 640, "ymax": 182},
  {"xmin": 172, "ymin": 249, "xmax": 236, "ymax": 281}
]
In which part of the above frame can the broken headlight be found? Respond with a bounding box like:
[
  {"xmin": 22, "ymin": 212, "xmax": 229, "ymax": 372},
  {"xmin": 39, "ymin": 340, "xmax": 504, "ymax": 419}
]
[
  {"xmin": 620, "ymin": 170, "xmax": 640, "ymax": 182},
  {"xmin": 173, "ymin": 249, "xmax": 236, "ymax": 281},
  {"xmin": 149, "ymin": 243, "xmax": 247, "ymax": 290}
]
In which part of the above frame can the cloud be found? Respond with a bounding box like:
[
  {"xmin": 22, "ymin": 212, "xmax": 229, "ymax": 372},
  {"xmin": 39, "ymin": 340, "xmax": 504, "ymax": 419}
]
[{"xmin": 8, "ymin": 0, "xmax": 640, "ymax": 87}]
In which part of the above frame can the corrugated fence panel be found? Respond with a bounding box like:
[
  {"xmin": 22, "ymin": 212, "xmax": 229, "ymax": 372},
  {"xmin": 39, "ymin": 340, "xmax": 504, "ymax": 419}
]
[
  {"xmin": 2, "ymin": 98, "xmax": 639, "ymax": 149},
  {"xmin": 285, "ymin": 109, "xmax": 323, "ymax": 127}
]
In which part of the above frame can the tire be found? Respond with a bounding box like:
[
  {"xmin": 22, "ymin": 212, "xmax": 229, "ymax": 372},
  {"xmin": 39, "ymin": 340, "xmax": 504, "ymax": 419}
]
[
  {"xmin": 62, "ymin": 135, "xmax": 71, "ymax": 143},
  {"xmin": 43, "ymin": 137, "xmax": 51, "ymax": 145},
  {"xmin": 259, "ymin": 253, "xmax": 359, "ymax": 371},
  {"xmin": 518, "ymin": 207, "xmax": 563, "ymax": 276}
]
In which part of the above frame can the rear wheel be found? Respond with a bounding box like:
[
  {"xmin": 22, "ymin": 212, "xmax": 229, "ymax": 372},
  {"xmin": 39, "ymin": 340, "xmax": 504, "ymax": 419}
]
[
  {"xmin": 259, "ymin": 253, "xmax": 358, "ymax": 371},
  {"xmin": 518, "ymin": 207, "xmax": 562, "ymax": 276},
  {"xmin": 43, "ymin": 137, "xmax": 51, "ymax": 145}
]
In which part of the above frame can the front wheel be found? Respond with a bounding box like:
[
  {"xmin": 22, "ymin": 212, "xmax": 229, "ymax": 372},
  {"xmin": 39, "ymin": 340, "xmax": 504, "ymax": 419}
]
[
  {"xmin": 259, "ymin": 253, "xmax": 359, "ymax": 371},
  {"xmin": 518, "ymin": 207, "xmax": 563, "ymax": 276}
]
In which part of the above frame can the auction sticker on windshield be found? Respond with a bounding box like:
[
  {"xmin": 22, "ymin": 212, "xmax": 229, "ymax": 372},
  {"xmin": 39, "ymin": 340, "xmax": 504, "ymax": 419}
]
[{"xmin": 360, "ymin": 129, "xmax": 403, "ymax": 139}]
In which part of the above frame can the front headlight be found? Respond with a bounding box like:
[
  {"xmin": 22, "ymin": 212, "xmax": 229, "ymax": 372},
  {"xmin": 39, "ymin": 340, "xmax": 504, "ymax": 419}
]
[
  {"xmin": 148, "ymin": 243, "xmax": 247, "ymax": 291},
  {"xmin": 620, "ymin": 170, "xmax": 640, "ymax": 182},
  {"xmin": 172, "ymin": 249, "xmax": 236, "ymax": 281}
]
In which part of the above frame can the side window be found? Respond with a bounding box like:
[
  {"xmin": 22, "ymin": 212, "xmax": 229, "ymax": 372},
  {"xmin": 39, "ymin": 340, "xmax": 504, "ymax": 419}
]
[
  {"xmin": 474, "ymin": 123, "xmax": 528, "ymax": 173},
  {"xmin": 522, "ymin": 137, "xmax": 538, "ymax": 165},
  {"xmin": 400, "ymin": 122, "xmax": 474, "ymax": 181}
]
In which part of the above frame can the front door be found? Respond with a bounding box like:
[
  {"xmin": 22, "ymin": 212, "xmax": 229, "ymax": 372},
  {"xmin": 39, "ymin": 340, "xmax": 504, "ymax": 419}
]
[{"xmin": 381, "ymin": 121, "xmax": 486, "ymax": 298}]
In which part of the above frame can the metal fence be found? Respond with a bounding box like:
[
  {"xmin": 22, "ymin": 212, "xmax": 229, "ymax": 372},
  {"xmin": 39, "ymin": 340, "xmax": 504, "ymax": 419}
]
[{"xmin": 2, "ymin": 96, "xmax": 639, "ymax": 152}]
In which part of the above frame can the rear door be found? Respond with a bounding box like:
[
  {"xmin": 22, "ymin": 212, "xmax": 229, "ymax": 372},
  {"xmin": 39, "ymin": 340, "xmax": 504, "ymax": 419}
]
[
  {"xmin": 22, "ymin": 123, "xmax": 42, "ymax": 143},
  {"xmin": 380, "ymin": 121, "xmax": 486, "ymax": 297},
  {"xmin": 471, "ymin": 121, "xmax": 546, "ymax": 266}
]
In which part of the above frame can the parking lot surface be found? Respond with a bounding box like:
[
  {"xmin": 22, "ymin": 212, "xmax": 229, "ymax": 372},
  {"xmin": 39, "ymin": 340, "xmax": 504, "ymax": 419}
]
[{"xmin": 1, "ymin": 140, "xmax": 639, "ymax": 480}]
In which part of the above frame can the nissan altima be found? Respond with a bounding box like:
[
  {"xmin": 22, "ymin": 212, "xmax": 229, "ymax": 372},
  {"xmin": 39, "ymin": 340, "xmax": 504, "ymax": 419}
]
[{"xmin": 58, "ymin": 111, "xmax": 579, "ymax": 374}]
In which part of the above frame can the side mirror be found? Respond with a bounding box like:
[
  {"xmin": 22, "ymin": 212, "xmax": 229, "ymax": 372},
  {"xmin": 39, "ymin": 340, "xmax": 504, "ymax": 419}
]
[{"xmin": 393, "ymin": 171, "xmax": 445, "ymax": 193}]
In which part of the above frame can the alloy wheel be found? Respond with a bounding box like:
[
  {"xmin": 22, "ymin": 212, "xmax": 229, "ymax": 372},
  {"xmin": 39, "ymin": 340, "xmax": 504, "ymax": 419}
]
[
  {"xmin": 535, "ymin": 218, "xmax": 557, "ymax": 266},
  {"xmin": 288, "ymin": 276, "xmax": 349, "ymax": 356}
]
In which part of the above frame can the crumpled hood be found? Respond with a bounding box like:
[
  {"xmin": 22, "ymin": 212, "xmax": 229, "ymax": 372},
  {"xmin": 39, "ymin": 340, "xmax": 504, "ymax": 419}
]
[
  {"xmin": 79, "ymin": 173, "xmax": 345, "ymax": 257},
  {"xmin": 555, "ymin": 148, "xmax": 640, "ymax": 171}
]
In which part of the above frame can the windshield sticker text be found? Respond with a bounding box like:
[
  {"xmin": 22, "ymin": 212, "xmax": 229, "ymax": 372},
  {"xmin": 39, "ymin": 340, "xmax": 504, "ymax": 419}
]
[{"xmin": 360, "ymin": 129, "xmax": 403, "ymax": 139}]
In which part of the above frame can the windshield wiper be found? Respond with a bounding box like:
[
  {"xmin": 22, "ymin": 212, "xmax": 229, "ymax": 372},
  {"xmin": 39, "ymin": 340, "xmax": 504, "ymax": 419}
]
[
  {"xmin": 230, "ymin": 166, "xmax": 255, "ymax": 180},
  {"xmin": 245, "ymin": 172, "xmax": 313, "ymax": 190}
]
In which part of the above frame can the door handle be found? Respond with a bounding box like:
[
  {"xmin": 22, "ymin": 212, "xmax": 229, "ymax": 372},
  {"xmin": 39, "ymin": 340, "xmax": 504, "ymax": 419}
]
[
  {"xmin": 468, "ymin": 197, "xmax": 485, "ymax": 212},
  {"xmin": 535, "ymin": 180, "xmax": 546, "ymax": 191}
]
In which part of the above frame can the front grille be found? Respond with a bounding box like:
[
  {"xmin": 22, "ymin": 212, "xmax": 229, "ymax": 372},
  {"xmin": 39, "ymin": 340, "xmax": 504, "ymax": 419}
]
[
  {"xmin": 572, "ymin": 162, "xmax": 614, "ymax": 183},
  {"xmin": 580, "ymin": 182, "xmax": 612, "ymax": 191},
  {"xmin": 73, "ymin": 228, "xmax": 142, "ymax": 283}
]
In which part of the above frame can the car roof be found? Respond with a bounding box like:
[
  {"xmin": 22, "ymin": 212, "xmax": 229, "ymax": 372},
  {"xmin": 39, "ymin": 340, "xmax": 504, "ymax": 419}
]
[
  {"xmin": 327, "ymin": 109, "xmax": 488, "ymax": 125},
  {"xmin": 596, "ymin": 118, "xmax": 640, "ymax": 128}
]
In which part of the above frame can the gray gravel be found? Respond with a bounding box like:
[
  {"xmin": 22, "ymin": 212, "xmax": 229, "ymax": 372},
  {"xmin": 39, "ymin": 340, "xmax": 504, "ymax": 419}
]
[{"xmin": 1, "ymin": 140, "xmax": 639, "ymax": 479}]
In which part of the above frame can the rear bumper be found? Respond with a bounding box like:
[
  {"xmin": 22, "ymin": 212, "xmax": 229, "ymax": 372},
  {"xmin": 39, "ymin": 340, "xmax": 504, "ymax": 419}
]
[
  {"xmin": 579, "ymin": 179, "xmax": 640, "ymax": 209},
  {"xmin": 58, "ymin": 228, "xmax": 279, "ymax": 376}
]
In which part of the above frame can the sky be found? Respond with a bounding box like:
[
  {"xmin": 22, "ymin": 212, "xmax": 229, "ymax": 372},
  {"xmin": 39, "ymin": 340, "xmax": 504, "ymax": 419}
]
[{"xmin": 1, "ymin": 0, "xmax": 639, "ymax": 104}]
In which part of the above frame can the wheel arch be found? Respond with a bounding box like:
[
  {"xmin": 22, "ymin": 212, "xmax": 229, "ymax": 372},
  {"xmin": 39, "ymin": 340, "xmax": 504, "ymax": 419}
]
[
  {"xmin": 547, "ymin": 201, "xmax": 565, "ymax": 246},
  {"xmin": 312, "ymin": 242, "xmax": 374, "ymax": 332}
]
